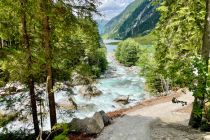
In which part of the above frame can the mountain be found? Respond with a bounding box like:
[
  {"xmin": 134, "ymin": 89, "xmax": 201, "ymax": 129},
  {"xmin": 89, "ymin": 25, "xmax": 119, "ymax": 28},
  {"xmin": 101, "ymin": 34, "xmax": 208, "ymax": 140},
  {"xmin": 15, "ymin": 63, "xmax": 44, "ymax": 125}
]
[
  {"xmin": 96, "ymin": 19, "xmax": 109, "ymax": 35},
  {"xmin": 103, "ymin": 0, "xmax": 160, "ymax": 39}
]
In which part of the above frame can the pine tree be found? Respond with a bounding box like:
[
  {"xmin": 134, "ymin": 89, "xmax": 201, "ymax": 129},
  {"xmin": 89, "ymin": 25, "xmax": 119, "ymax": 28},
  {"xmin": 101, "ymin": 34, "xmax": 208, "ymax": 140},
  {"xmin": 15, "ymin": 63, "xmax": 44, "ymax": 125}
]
[
  {"xmin": 39, "ymin": 0, "xmax": 57, "ymax": 128},
  {"xmin": 20, "ymin": 0, "xmax": 40, "ymax": 136}
]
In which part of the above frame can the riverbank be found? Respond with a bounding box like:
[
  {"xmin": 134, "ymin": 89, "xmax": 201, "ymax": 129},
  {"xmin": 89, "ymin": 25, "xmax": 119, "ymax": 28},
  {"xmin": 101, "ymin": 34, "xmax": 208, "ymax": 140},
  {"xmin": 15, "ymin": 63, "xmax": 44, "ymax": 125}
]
[{"xmin": 106, "ymin": 89, "xmax": 182, "ymax": 119}]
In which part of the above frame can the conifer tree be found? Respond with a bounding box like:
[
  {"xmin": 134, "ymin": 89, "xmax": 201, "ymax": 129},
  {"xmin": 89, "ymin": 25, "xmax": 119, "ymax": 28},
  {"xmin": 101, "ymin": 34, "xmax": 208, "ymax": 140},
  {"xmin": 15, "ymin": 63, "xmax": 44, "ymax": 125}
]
[
  {"xmin": 189, "ymin": 0, "xmax": 210, "ymax": 128},
  {"xmin": 20, "ymin": 0, "xmax": 40, "ymax": 135}
]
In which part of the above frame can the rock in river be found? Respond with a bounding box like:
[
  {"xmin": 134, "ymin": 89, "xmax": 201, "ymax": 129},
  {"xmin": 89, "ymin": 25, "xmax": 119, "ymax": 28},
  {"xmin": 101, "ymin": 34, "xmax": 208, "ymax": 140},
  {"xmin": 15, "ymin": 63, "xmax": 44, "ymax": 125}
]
[
  {"xmin": 114, "ymin": 95, "xmax": 129, "ymax": 105},
  {"xmin": 79, "ymin": 85, "xmax": 102, "ymax": 97},
  {"xmin": 56, "ymin": 97, "xmax": 77, "ymax": 110}
]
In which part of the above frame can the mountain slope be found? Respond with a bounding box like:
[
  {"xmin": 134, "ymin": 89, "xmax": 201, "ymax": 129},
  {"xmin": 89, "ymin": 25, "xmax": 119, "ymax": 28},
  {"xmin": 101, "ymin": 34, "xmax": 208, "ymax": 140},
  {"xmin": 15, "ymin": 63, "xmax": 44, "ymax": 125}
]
[
  {"xmin": 96, "ymin": 19, "xmax": 108, "ymax": 34},
  {"xmin": 104, "ymin": 0, "xmax": 160, "ymax": 39}
]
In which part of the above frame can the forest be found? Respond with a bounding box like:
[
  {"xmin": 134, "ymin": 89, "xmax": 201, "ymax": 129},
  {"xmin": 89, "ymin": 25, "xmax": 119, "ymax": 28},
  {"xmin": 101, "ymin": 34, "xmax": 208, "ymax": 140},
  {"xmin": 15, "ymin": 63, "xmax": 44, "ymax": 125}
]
[
  {"xmin": 115, "ymin": 0, "xmax": 210, "ymax": 130},
  {"xmin": 0, "ymin": 0, "xmax": 210, "ymax": 140},
  {"xmin": 0, "ymin": 0, "xmax": 107, "ymax": 139}
]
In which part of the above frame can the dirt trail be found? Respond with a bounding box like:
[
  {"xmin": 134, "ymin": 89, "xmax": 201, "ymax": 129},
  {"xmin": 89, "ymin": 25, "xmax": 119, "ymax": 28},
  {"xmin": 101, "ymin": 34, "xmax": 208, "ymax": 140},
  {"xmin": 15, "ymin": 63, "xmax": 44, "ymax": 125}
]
[
  {"xmin": 127, "ymin": 92, "xmax": 194, "ymax": 125},
  {"xmin": 96, "ymin": 92, "xmax": 206, "ymax": 140}
]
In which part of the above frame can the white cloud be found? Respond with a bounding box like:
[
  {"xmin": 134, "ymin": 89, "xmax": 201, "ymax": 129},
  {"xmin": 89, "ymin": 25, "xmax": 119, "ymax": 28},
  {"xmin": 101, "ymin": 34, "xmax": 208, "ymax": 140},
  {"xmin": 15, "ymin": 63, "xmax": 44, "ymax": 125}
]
[{"xmin": 95, "ymin": 0, "xmax": 134, "ymax": 20}]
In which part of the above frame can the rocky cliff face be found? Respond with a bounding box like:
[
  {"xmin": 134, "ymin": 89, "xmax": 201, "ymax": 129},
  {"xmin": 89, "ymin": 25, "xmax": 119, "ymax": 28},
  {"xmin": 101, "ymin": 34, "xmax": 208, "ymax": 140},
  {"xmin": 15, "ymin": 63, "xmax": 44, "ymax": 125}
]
[{"xmin": 104, "ymin": 0, "xmax": 160, "ymax": 39}]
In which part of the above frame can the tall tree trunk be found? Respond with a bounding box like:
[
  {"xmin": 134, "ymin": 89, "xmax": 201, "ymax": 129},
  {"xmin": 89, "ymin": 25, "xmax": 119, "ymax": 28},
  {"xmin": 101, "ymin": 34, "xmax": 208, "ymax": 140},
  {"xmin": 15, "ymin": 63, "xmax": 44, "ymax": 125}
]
[
  {"xmin": 20, "ymin": 0, "xmax": 40, "ymax": 136},
  {"xmin": 202, "ymin": 0, "xmax": 210, "ymax": 61},
  {"xmin": 41, "ymin": 0, "xmax": 57, "ymax": 128},
  {"xmin": 189, "ymin": 98, "xmax": 204, "ymax": 128},
  {"xmin": 189, "ymin": 0, "xmax": 210, "ymax": 128}
]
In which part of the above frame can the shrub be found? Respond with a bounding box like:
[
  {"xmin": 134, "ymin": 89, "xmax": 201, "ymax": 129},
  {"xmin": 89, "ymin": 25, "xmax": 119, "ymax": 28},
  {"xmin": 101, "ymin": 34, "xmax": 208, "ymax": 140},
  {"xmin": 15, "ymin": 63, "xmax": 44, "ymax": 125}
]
[{"xmin": 115, "ymin": 39, "xmax": 140, "ymax": 67}]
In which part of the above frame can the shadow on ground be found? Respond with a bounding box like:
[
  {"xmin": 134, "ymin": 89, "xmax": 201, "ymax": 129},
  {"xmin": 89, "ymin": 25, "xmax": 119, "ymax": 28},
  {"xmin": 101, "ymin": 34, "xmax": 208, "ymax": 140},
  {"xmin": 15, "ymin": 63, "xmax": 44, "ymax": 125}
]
[
  {"xmin": 96, "ymin": 115, "xmax": 154, "ymax": 140},
  {"xmin": 95, "ymin": 115, "xmax": 206, "ymax": 140},
  {"xmin": 151, "ymin": 119, "xmax": 206, "ymax": 140}
]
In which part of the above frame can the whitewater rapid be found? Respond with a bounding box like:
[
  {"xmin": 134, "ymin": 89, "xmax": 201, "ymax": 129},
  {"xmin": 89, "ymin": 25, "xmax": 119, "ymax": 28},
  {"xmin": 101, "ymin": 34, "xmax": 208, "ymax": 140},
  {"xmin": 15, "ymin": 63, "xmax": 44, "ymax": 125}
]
[{"xmin": 0, "ymin": 40, "xmax": 149, "ymax": 132}]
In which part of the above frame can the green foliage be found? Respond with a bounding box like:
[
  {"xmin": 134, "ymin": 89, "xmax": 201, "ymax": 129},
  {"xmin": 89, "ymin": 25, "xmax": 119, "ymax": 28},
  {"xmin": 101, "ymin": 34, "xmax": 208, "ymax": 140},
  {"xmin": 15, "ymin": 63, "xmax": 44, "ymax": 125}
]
[
  {"xmin": 137, "ymin": 45, "xmax": 160, "ymax": 93},
  {"xmin": 53, "ymin": 135, "xmax": 68, "ymax": 140},
  {"xmin": 0, "ymin": 130, "xmax": 36, "ymax": 140},
  {"xmin": 143, "ymin": 0, "xmax": 206, "ymax": 94},
  {"xmin": 0, "ymin": 0, "xmax": 106, "ymax": 136},
  {"xmin": 52, "ymin": 123, "xmax": 69, "ymax": 140},
  {"xmin": 141, "ymin": 0, "xmax": 210, "ymax": 126},
  {"xmin": 94, "ymin": 47, "xmax": 108, "ymax": 75},
  {"xmin": 115, "ymin": 39, "xmax": 140, "ymax": 67},
  {"xmin": 0, "ymin": 69, "xmax": 9, "ymax": 87},
  {"xmin": 0, "ymin": 0, "xmax": 107, "ymax": 84},
  {"xmin": 133, "ymin": 33, "xmax": 157, "ymax": 45}
]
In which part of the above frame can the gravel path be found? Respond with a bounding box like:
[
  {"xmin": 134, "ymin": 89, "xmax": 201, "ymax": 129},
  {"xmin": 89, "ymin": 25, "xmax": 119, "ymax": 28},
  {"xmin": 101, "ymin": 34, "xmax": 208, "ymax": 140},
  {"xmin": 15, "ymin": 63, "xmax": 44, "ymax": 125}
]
[
  {"xmin": 96, "ymin": 92, "xmax": 206, "ymax": 140},
  {"xmin": 96, "ymin": 115, "xmax": 154, "ymax": 140}
]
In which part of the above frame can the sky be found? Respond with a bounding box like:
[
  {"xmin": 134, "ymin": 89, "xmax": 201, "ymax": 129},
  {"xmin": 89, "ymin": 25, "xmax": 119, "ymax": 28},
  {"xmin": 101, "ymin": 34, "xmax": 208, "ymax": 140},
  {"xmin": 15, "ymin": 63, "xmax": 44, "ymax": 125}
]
[{"xmin": 96, "ymin": 0, "xmax": 134, "ymax": 21}]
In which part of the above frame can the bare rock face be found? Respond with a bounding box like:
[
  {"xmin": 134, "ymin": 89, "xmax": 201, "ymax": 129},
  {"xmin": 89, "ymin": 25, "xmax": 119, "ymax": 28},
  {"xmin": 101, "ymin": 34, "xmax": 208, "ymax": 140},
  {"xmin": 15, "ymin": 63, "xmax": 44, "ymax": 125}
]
[
  {"xmin": 114, "ymin": 95, "xmax": 129, "ymax": 105},
  {"xmin": 69, "ymin": 112, "xmax": 104, "ymax": 134}
]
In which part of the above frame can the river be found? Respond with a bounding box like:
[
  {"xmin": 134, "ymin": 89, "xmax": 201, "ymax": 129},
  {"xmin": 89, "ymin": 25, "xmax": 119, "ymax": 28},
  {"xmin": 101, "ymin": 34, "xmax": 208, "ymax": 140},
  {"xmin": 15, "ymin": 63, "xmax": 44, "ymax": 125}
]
[{"xmin": 0, "ymin": 40, "xmax": 149, "ymax": 132}]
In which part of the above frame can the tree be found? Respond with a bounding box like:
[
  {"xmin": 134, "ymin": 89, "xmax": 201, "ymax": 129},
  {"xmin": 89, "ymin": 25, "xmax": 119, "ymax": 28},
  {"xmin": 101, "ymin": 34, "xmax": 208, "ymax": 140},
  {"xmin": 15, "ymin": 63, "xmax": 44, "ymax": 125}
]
[
  {"xmin": 142, "ymin": 0, "xmax": 206, "ymax": 94},
  {"xmin": 38, "ymin": 0, "xmax": 101, "ymax": 128},
  {"xmin": 39, "ymin": 0, "xmax": 57, "ymax": 128},
  {"xmin": 189, "ymin": 0, "xmax": 210, "ymax": 128},
  {"xmin": 115, "ymin": 39, "xmax": 140, "ymax": 66},
  {"xmin": 0, "ymin": 0, "xmax": 105, "ymax": 135},
  {"xmin": 20, "ymin": 0, "xmax": 40, "ymax": 136}
]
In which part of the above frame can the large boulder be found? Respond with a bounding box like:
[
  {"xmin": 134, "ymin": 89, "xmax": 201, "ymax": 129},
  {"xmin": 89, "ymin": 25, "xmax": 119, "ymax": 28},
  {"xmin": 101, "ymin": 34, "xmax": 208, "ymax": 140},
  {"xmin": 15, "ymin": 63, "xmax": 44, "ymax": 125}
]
[
  {"xmin": 99, "ymin": 110, "xmax": 111, "ymax": 126},
  {"xmin": 69, "ymin": 112, "xmax": 104, "ymax": 134},
  {"xmin": 92, "ymin": 86, "xmax": 103, "ymax": 96},
  {"xmin": 114, "ymin": 95, "xmax": 129, "ymax": 105},
  {"xmin": 56, "ymin": 97, "xmax": 77, "ymax": 110},
  {"xmin": 79, "ymin": 85, "xmax": 102, "ymax": 97}
]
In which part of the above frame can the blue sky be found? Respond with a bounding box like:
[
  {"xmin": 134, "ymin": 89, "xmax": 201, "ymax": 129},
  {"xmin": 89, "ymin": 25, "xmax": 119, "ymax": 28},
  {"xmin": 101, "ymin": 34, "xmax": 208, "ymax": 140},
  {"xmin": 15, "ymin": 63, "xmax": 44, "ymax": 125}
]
[{"xmin": 96, "ymin": 0, "xmax": 134, "ymax": 20}]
